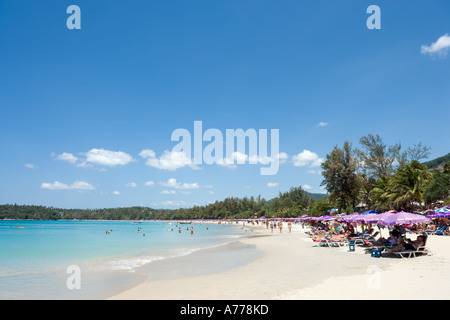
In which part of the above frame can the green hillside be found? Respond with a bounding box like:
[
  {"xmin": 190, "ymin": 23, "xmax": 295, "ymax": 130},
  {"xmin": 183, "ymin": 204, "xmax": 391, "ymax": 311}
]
[
  {"xmin": 423, "ymin": 153, "xmax": 450, "ymax": 170},
  {"xmin": 307, "ymin": 192, "xmax": 328, "ymax": 201}
]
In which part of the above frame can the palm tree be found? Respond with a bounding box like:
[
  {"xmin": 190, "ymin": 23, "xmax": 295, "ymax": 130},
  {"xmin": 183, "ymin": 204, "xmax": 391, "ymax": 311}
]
[
  {"xmin": 385, "ymin": 160, "xmax": 432, "ymax": 211},
  {"xmin": 370, "ymin": 175, "xmax": 391, "ymax": 210}
]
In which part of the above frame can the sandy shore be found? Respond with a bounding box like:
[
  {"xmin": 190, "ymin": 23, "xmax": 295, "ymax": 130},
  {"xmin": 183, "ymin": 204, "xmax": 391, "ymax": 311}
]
[{"xmin": 109, "ymin": 222, "xmax": 450, "ymax": 300}]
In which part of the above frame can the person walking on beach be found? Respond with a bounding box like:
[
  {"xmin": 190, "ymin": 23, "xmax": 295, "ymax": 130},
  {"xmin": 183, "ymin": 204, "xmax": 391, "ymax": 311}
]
[
  {"xmin": 279, "ymin": 221, "xmax": 283, "ymax": 233},
  {"xmin": 288, "ymin": 221, "xmax": 292, "ymax": 233}
]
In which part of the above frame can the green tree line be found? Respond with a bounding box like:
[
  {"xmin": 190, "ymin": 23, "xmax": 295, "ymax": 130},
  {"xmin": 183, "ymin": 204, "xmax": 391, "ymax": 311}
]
[{"xmin": 0, "ymin": 187, "xmax": 319, "ymax": 220}]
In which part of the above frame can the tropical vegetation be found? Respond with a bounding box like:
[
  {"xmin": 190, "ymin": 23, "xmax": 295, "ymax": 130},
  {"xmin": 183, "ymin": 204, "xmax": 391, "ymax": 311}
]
[{"xmin": 1, "ymin": 134, "xmax": 448, "ymax": 220}]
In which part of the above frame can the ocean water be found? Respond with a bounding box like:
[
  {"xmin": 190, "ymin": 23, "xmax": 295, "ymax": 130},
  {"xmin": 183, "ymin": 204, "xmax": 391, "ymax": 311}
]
[{"xmin": 0, "ymin": 220, "xmax": 247, "ymax": 299}]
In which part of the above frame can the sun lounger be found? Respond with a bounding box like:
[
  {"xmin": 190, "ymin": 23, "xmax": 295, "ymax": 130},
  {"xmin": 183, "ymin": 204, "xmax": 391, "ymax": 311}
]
[
  {"xmin": 350, "ymin": 231, "xmax": 380, "ymax": 245},
  {"xmin": 363, "ymin": 242, "xmax": 398, "ymax": 254},
  {"xmin": 391, "ymin": 246, "xmax": 433, "ymax": 258},
  {"xmin": 425, "ymin": 230, "xmax": 436, "ymax": 235},
  {"xmin": 389, "ymin": 235, "xmax": 433, "ymax": 258},
  {"xmin": 435, "ymin": 226, "xmax": 447, "ymax": 236},
  {"xmin": 351, "ymin": 238, "xmax": 367, "ymax": 245},
  {"xmin": 318, "ymin": 237, "xmax": 348, "ymax": 247}
]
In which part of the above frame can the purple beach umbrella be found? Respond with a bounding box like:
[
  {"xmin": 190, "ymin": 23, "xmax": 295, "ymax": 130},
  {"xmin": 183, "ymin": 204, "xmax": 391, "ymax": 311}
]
[{"xmin": 377, "ymin": 211, "xmax": 431, "ymax": 227}]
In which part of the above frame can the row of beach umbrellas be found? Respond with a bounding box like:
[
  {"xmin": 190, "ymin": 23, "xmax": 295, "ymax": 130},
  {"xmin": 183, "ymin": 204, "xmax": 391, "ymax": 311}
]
[
  {"xmin": 427, "ymin": 207, "xmax": 450, "ymax": 218},
  {"xmin": 302, "ymin": 210, "xmax": 432, "ymax": 227},
  {"xmin": 221, "ymin": 206, "xmax": 448, "ymax": 225}
]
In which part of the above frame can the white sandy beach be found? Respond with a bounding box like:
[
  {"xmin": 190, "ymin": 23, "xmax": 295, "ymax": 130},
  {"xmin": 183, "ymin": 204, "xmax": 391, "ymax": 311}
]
[{"xmin": 109, "ymin": 222, "xmax": 450, "ymax": 300}]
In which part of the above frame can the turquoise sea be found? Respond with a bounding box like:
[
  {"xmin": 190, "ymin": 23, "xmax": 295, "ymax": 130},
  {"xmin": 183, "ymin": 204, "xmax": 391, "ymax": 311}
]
[{"xmin": 0, "ymin": 220, "xmax": 250, "ymax": 299}]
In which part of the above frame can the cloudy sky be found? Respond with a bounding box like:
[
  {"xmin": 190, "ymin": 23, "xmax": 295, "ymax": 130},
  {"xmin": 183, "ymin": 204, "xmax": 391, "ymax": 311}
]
[{"xmin": 0, "ymin": 1, "xmax": 449, "ymax": 209}]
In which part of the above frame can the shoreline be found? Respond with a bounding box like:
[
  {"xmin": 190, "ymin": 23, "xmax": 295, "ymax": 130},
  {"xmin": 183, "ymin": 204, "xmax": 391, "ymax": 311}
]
[{"xmin": 109, "ymin": 222, "xmax": 450, "ymax": 300}]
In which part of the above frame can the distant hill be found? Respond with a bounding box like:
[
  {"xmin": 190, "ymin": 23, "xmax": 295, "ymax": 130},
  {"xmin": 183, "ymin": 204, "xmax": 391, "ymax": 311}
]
[
  {"xmin": 423, "ymin": 153, "xmax": 450, "ymax": 171},
  {"xmin": 307, "ymin": 192, "xmax": 328, "ymax": 201}
]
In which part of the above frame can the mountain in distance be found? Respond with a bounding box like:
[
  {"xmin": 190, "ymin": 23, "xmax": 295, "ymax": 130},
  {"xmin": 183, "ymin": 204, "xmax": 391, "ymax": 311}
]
[
  {"xmin": 307, "ymin": 192, "xmax": 328, "ymax": 201},
  {"xmin": 423, "ymin": 152, "xmax": 450, "ymax": 171}
]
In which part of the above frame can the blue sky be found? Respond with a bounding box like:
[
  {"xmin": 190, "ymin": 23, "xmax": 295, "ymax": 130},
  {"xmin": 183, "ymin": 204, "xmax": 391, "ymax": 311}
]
[{"xmin": 0, "ymin": 0, "xmax": 449, "ymax": 209}]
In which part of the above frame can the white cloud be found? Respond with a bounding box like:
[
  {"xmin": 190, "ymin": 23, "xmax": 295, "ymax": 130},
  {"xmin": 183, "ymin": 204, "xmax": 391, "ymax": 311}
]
[
  {"xmin": 421, "ymin": 34, "xmax": 450, "ymax": 57},
  {"xmin": 41, "ymin": 181, "xmax": 70, "ymax": 190},
  {"xmin": 315, "ymin": 121, "xmax": 328, "ymax": 127},
  {"xmin": 307, "ymin": 169, "xmax": 322, "ymax": 175},
  {"xmin": 276, "ymin": 152, "xmax": 289, "ymax": 164},
  {"xmin": 112, "ymin": 191, "xmax": 120, "ymax": 195},
  {"xmin": 292, "ymin": 150, "xmax": 324, "ymax": 168},
  {"xmin": 218, "ymin": 152, "xmax": 288, "ymax": 168},
  {"xmin": 217, "ymin": 158, "xmax": 237, "ymax": 169},
  {"xmin": 85, "ymin": 148, "xmax": 135, "ymax": 167},
  {"xmin": 125, "ymin": 182, "xmax": 137, "ymax": 188},
  {"xmin": 160, "ymin": 178, "xmax": 199, "ymax": 190},
  {"xmin": 302, "ymin": 184, "xmax": 313, "ymax": 190},
  {"xmin": 180, "ymin": 182, "xmax": 199, "ymax": 189},
  {"xmin": 161, "ymin": 190, "xmax": 177, "ymax": 194},
  {"xmin": 267, "ymin": 182, "xmax": 279, "ymax": 187},
  {"xmin": 56, "ymin": 152, "xmax": 78, "ymax": 164},
  {"xmin": 24, "ymin": 163, "xmax": 36, "ymax": 169},
  {"xmin": 160, "ymin": 200, "xmax": 188, "ymax": 207},
  {"xmin": 139, "ymin": 149, "xmax": 156, "ymax": 159},
  {"xmin": 144, "ymin": 181, "xmax": 155, "ymax": 187},
  {"xmin": 310, "ymin": 158, "xmax": 324, "ymax": 167},
  {"xmin": 249, "ymin": 152, "xmax": 288, "ymax": 165},
  {"xmin": 140, "ymin": 149, "xmax": 197, "ymax": 171},
  {"xmin": 41, "ymin": 181, "xmax": 95, "ymax": 191}
]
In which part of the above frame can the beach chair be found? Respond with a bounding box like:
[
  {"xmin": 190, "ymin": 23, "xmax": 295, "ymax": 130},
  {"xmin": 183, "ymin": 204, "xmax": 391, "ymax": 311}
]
[
  {"xmin": 349, "ymin": 231, "xmax": 380, "ymax": 247},
  {"xmin": 318, "ymin": 236, "xmax": 348, "ymax": 247},
  {"xmin": 363, "ymin": 240, "xmax": 400, "ymax": 255},
  {"xmin": 435, "ymin": 226, "xmax": 447, "ymax": 236},
  {"xmin": 391, "ymin": 246, "xmax": 433, "ymax": 258},
  {"xmin": 390, "ymin": 236, "xmax": 433, "ymax": 258}
]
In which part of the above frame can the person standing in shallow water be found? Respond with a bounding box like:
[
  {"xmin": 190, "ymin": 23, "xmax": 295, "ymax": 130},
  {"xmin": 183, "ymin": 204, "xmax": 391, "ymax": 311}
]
[{"xmin": 190, "ymin": 227, "xmax": 194, "ymax": 236}]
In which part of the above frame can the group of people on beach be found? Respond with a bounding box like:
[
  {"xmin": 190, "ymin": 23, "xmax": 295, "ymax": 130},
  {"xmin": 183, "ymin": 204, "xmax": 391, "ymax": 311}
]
[
  {"xmin": 262, "ymin": 220, "xmax": 293, "ymax": 233},
  {"xmin": 306, "ymin": 219, "xmax": 442, "ymax": 255}
]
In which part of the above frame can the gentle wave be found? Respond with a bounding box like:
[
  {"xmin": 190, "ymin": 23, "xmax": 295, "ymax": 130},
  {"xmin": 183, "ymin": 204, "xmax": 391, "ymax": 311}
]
[{"xmin": 103, "ymin": 241, "xmax": 237, "ymax": 273}]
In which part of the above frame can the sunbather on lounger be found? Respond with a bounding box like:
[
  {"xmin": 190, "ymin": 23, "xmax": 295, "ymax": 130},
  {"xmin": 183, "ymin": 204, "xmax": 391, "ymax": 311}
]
[
  {"xmin": 329, "ymin": 234, "xmax": 347, "ymax": 242},
  {"xmin": 312, "ymin": 234, "xmax": 329, "ymax": 242},
  {"xmin": 385, "ymin": 235, "xmax": 426, "ymax": 253},
  {"xmin": 366, "ymin": 231, "xmax": 398, "ymax": 247}
]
